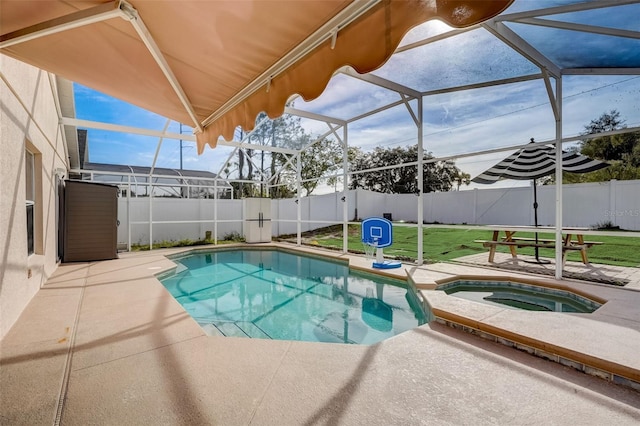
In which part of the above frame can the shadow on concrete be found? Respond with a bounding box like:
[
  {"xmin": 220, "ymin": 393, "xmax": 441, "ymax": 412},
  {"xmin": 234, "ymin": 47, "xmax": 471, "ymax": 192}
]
[
  {"xmin": 302, "ymin": 343, "xmax": 381, "ymax": 425},
  {"xmin": 416, "ymin": 323, "xmax": 640, "ymax": 410}
]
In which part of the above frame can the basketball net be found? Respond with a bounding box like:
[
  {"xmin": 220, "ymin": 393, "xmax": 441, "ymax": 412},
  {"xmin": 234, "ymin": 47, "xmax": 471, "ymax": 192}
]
[{"xmin": 362, "ymin": 238, "xmax": 378, "ymax": 261}]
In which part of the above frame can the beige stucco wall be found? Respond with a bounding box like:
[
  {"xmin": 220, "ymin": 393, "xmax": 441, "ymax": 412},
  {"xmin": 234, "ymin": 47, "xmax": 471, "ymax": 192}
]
[{"xmin": 1, "ymin": 56, "xmax": 69, "ymax": 339}]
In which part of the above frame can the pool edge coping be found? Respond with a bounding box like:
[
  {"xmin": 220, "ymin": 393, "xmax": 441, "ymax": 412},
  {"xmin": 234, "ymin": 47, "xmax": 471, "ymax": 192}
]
[{"xmin": 147, "ymin": 243, "xmax": 640, "ymax": 391}]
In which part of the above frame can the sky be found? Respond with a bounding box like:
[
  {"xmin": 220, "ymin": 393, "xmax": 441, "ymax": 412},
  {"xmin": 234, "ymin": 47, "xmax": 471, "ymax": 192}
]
[{"xmin": 73, "ymin": 8, "xmax": 640, "ymax": 194}]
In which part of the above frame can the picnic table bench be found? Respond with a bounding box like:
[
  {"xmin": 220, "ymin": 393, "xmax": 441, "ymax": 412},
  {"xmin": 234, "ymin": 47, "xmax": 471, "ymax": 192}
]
[{"xmin": 474, "ymin": 227, "xmax": 603, "ymax": 264}]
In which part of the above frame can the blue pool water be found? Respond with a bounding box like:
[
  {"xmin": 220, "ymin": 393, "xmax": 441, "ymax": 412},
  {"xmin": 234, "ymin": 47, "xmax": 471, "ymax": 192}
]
[
  {"xmin": 160, "ymin": 249, "xmax": 425, "ymax": 344},
  {"xmin": 440, "ymin": 281, "xmax": 601, "ymax": 313}
]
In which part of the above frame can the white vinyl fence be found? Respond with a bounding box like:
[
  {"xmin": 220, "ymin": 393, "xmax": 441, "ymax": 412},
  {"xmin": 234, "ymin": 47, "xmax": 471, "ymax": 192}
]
[{"xmin": 118, "ymin": 179, "xmax": 640, "ymax": 247}]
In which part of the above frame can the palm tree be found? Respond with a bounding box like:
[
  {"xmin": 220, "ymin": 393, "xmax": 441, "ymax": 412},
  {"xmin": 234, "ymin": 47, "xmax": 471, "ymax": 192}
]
[{"xmin": 454, "ymin": 171, "xmax": 471, "ymax": 191}]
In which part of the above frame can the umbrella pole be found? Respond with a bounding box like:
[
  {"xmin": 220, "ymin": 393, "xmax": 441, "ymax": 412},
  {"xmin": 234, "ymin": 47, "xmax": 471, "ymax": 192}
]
[
  {"xmin": 533, "ymin": 179, "xmax": 540, "ymax": 260},
  {"xmin": 531, "ymin": 178, "xmax": 550, "ymax": 264}
]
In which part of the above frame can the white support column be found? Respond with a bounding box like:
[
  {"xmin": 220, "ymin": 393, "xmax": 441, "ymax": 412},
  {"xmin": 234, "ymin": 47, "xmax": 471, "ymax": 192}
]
[
  {"xmin": 149, "ymin": 180, "xmax": 153, "ymax": 250},
  {"xmin": 554, "ymin": 77, "xmax": 563, "ymax": 279},
  {"xmin": 342, "ymin": 125, "xmax": 349, "ymax": 254},
  {"xmin": 214, "ymin": 179, "xmax": 218, "ymax": 244},
  {"xmin": 297, "ymin": 153, "xmax": 302, "ymax": 246},
  {"xmin": 417, "ymin": 98, "xmax": 424, "ymax": 265},
  {"xmin": 127, "ymin": 175, "xmax": 131, "ymax": 251}
]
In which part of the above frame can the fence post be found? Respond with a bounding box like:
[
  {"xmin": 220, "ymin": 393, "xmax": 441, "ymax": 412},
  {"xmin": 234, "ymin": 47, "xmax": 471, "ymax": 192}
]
[
  {"xmin": 473, "ymin": 188, "xmax": 478, "ymax": 224},
  {"xmin": 127, "ymin": 175, "xmax": 131, "ymax": 251},
  {"xmin": 609, "ymin": 179, "xmax": 617, "ymax": 227}
]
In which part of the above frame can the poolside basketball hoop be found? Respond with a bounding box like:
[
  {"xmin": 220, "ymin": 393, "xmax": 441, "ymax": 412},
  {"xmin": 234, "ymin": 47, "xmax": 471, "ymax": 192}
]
[{"xmin": 361, "ymin": 217, "xmax": 401, "ymax": 269}]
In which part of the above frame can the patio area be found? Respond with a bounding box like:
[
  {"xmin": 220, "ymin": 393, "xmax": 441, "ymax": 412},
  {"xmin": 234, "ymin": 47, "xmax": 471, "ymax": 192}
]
[
  {"xmin": 2, "ymin": 244, "xmax": 640, "ymax": 425},
  {"xmin": 455, "ymin": 252, "xmax": 640, "ymax": 287}
]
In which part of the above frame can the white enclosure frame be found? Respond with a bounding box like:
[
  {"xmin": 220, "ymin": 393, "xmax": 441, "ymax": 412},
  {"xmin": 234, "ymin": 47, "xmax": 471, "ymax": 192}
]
[{"xmin": 57, "ymin": 1, "xmax": 640, "ymax": 280}]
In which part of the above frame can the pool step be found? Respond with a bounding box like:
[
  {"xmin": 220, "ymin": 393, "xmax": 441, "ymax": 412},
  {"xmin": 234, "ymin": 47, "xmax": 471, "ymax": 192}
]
[{"xmin": 198, "ymin": 320, "xmax": 272, "ymax": 339}]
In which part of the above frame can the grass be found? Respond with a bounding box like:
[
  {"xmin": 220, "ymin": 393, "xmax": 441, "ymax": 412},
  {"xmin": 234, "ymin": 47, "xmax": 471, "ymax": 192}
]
[{"xmin": 287, "ymin": 224, "xmax": 640, "ymax": 268}]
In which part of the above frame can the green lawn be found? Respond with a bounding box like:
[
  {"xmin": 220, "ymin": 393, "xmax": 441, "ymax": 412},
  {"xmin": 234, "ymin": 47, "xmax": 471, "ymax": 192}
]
[{"xmin": 296, "ymin": 224, "xmax": 640, "ymax": 267}]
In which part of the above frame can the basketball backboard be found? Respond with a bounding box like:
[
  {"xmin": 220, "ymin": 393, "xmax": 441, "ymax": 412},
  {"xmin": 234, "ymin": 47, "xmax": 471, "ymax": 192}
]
[{"xmin": 361, "ymin": 217, "xmax": 393, "ymax": 248}]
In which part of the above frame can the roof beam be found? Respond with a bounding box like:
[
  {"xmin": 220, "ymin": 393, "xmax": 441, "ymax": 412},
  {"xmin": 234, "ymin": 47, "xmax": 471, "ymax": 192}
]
[
  {"xmin": 402, "ymin": 94, "xmax": 420, "ymax": 128},
  {"xmin": 342, "ymin": 68, "xmax": 422, "ymax": 99},
  {"xmin": 349, "ymin": 126, "xmax": 640, "ymax": 176},
  {"xmin": 394, "ymin": 26, "xmax": 479, "ymax": 54},
  {"xmin": 345, "ymin": 98, "xmax": 406, "ymax": 124},
  {"xmin": 216, "ymin": 147, "xmax": 239, "ymax": 178},
  {"xmin": 562, "ymin": 68, "xmax": 640, "ymax": 76},
  {"xmin": 284, "ymin": 107, "xmax": 347, "ymax": 126},
  {"xmin": 421, "ymin": 73, "xmax": 543, "ymax": 97},
  {"xmin": 483, "ymin": 20, "xmax": 561, "ymax": 78},
  {"xmin": 208, "ymin": 139, "xmax": 296, "ymax": 155},
  {"xmin": 60, "ymin": 117, "xmax": 297, "ymax": 154},
  {"xmin": 61, "ymin": 117, "xmax": 192, "ymax": 140},
  {"xmin": 1, "ymin": 0, "xmax": 204, "ymax": 134},
  {"xmin": 120, "ymin": 1, "xmax": 203, "ymax": 133},
  {"xmin": 0, "ymin": 1, "xmax": 122, "ymax": 48},
  {"xmin": 237, "ymin": 147, "xmax": 270, "ymax": 182},
  {"xmin": 269, "ymin": 120, "xmax": 345, "ymax": 184},
  {"xmin": 268, "ymin": 153, "xmax": 295, "ymax": 184},
  {"xmin": 562, "ymin": 125, "xmax": 640, "ymax": 144},
  {"xmin": 514, "ymin": 17, "xmax": 640, "ymax": 40},
  {"xmin": 494, "ymin": 0, "xmax": 640, "ymax": 22},
  {"xmin": 200, "ymin": 0, "xmax": 381, "ymax": 128}
]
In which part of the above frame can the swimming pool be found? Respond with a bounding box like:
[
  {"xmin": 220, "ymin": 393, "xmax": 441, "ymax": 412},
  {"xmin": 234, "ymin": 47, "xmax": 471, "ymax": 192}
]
[
  {"xmin": 439, "ymin": 280, "xmax": 602, "ymax": 313},
  {"xmin": 160, "ymin": 249, "xmax": 425, "ymax": 344}
]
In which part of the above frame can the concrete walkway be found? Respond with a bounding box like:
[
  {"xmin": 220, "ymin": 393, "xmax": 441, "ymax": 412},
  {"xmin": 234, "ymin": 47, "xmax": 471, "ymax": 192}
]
[{"xmin": 2, "ymin": 245, "xmax": 640, "ymax": 425}]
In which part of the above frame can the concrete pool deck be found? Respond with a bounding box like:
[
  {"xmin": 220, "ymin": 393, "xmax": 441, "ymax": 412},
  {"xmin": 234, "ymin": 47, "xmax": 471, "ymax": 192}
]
[{"xmin": 2, "ymin": 243, "xmax": 640, "ymax": 424}]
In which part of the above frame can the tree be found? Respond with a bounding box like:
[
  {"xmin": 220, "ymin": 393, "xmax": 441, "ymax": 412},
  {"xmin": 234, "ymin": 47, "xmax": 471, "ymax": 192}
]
[
  {"xmin": 576, "ymin": 110, "xmax": 640, "ymax": 182},
  {"xmin": 297, "ymin": 137, "xmax": 344, "ymax": 196},
  {"xmin": 453, "ymin": 171, "xmax": 471, "ymax": 191},
  {"xmin": 349, "ymin": 145, "xmax": 461, "ymax": 193}
]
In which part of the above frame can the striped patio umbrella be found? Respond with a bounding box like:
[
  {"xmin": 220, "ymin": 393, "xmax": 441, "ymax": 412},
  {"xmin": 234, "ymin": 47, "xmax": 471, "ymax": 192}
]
[
  {"xmin": 472, "ymin": 139, "xmax": 608, "ymax": 262},
  {"xmin": 472, "ymin": 140, "xmax": 608, "ymax": 184}
]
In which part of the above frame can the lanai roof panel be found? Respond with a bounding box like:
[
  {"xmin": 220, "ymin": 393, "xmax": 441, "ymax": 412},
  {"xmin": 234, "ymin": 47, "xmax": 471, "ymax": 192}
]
[
  {"xmin": 371, "ymin": 28, "xmax": 540, "ymax": 93},
  {"xmin": 506, "ymin": 23, "xmax": 640, "ymax": 69}
]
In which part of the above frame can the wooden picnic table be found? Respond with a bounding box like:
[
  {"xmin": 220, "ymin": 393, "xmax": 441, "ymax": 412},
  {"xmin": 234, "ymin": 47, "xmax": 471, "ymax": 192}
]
[{"xmin": 474, "ymin": 226, "xmax": 603, "ymax": 264}]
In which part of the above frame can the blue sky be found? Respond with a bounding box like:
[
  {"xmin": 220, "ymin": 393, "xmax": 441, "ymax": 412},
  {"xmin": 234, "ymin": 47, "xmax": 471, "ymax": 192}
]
[{"xmin": 74, "ymin": 16, "xmax": 640, "ymax": 192}]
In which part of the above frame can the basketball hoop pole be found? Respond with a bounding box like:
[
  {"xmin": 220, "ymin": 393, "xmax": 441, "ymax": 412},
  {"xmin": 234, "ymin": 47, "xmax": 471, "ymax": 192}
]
[{"xmin": 376, "ymin": 247, "xmax": 384, "ymax": 264}]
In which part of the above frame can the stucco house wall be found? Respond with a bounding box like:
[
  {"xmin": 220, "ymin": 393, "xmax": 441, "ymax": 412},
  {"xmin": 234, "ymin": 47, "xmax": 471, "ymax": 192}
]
[{"xmin": 1, "ymin": 56, "xmax": 69, "ymax": 339}]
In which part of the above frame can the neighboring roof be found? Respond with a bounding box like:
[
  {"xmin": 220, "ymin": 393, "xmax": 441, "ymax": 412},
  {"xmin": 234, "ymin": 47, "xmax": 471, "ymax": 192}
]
[
  {"xmin": 0, "ymin": 0, "xmax": 512, "ymax": 152},
  {"xmin": 82, "ymin": 162, "xmax": 233, "ymax": 188}
]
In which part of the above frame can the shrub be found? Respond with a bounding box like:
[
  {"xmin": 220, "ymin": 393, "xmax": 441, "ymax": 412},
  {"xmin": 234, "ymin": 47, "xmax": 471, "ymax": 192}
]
[{"xmin": 222, "ymin": 231, "xmax": 245, "ymax": 242}]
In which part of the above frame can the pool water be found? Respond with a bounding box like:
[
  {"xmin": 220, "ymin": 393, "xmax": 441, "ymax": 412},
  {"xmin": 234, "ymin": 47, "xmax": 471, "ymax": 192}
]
[
  {"xmin": 441, "ymin": 281, "xmax": 601, "ymax": 313},
  {"xmin": 160, "ymin": 249, "xmax": 425, "ymax": 344}
]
